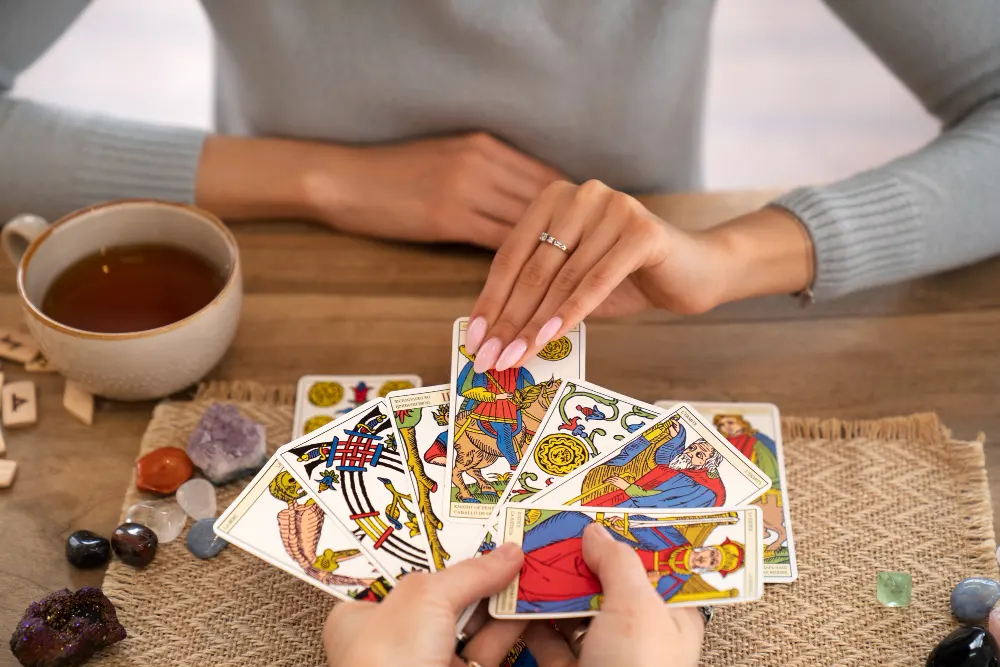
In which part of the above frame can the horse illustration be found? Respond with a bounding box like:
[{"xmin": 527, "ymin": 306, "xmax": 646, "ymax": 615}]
[{"xmin": 451, "ymin": 378, "xmax": 560, "ymax": 501}]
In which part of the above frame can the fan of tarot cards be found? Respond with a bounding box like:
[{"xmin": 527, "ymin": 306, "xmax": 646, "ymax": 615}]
[{"xmin": 214, "ymin": 317, "xmax": 797, "ymax": 628}]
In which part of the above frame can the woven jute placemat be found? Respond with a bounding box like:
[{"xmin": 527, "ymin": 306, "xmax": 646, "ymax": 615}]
[{"xmin": 95, "ymin": 382, "xmax": 997, "ymax": 666}]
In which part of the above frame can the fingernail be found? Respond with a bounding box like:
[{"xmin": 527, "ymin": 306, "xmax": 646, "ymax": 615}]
[
  {"xmin": 493, "ymin": 542, "xmax": 521, "ymax": 560},
  {"xmin": 465, "ymin": 317, "xmax": 487, "ymax": 354},
  {"xmin": 473, "ymin": 338, "xmax": 502, "ymax": 373},
  {"xmin": 495, "ymin": 338, "xmax": 527, "ymax": 372},
  {"xmin": 535, "ymin": 316, "xmax": 562, "ymax": 347}
]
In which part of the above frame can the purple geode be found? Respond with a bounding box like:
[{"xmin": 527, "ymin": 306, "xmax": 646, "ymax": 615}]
[
  {"xmin": 187, "ymin": 403, "xmax": 267, "ymax": 485},
  {"xmin": 9, "ymin": 587, "xmax": 126, "ymax": 667}
]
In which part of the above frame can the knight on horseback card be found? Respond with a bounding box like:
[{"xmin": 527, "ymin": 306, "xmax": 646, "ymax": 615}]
[{"xmin": 445, "ymin": 317, "xmax": 585, "ymax": 523}]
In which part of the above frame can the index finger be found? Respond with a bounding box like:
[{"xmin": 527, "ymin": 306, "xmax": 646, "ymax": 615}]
[{"xmin": 466, "ymin": 182, "xmax": 571, "ymax": 353}]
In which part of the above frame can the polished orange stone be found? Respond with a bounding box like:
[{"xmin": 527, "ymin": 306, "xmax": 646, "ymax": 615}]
[{"xmin": 135, "ymin": 446, "xmax": 194, "ymax": 494}]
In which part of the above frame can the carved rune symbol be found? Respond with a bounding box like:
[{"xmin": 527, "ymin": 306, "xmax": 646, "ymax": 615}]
[{"xmin": 10, "ymin": 394, "xmax": 27, "ymax": 412}]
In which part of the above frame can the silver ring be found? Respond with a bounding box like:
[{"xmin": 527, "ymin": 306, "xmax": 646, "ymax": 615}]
[
  {"xmin": 539, "ymin": 231, "xmax": 569, "ymax": 253},
  {"xmin": 568, "ymin": 623, "xmax": 589, "ymax": 658}
]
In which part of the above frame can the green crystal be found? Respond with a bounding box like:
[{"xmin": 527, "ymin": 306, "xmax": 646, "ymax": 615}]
[{"xmin": 876, "ymin": 571, "xmax": 912, "ymax": 607}]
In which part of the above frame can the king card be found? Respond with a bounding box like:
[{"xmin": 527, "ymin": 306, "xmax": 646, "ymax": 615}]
[
  {"xmin": 656, "ymin": 400, "xmax": 797, "ymax": 583},
  {"xmin": 446, "ymin": 317, "xmax": 585, "ymax": 523},
  {"xmin": 488, "ymin": 505, "xmax": 764, "ymax": 619},
  {"xmin": 214, "ymin": 457, "xmax": 392, "ymax": 601},
  {"xmin": 531, "ymin": 404, "xmax": 771, "ymax": 511},
  {"xmin": 278, "ymin": 399, "xmax": 435, "ymax": 580},
  {"xmin": 387, "ymin": 385, "xmax": 485, "ymax": 570},
  {"xmin": 294, "ymin": 375, "xmax": 422, "ymax": 437}
]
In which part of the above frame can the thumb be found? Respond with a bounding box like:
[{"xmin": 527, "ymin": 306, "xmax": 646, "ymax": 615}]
[
  {"xmin": 435, "ymin": 542, "xmax": 524, "ymax": 612},
  {"xmin": 582, "ymin": 522, "xmax": 660, "ymax": 609}
]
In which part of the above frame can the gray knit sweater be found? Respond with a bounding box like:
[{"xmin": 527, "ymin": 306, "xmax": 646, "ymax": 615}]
[{"xmin": 2, "ymin": 1, "xmax": 999, "ymax": 299}]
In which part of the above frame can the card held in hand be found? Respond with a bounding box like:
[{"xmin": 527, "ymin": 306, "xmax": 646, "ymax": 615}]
[
  {"xmin": 278, "ymin": 399, "xmax": 435, "ymax": 580},
  {"xmin": 214, "ymin": 456, "xmax": 390, "ymax": 601},
  {"xmin": 488, "ymin": 504, "xmax": 764, "ymax": 619},
  {"xmin": 387, "ymin": 385, "xmax": 486, "ymax": 571},
  {"xmin": 657, "ymin": 400, "xmax": 798, "ymax": 583},
  {"xmin": 531, "ymin": 403, "xmax": 771, "ymax": 510},
  {"xmin": 446, "ymin": 317, "xmax": 585, "ymax": 523}
]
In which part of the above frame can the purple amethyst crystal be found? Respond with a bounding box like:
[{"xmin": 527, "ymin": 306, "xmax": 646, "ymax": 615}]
[
  {"xmin": 187, "ymin": 403, "xmax": 267, "ymax": 485},
  {"xmin": 9, "ymin": 587, "xmax": 126, "ymax": 667}
]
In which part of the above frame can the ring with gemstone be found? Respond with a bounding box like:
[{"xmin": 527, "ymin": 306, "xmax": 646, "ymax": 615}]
[{"xmin": 539, "ymin": 231, "xmax": 569, "ymax": 253}]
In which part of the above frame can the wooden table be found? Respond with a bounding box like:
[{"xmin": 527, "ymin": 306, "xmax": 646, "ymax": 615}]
[{"xmin": 2, "ymin": 190, "xmax": 999, "ymax": 659}]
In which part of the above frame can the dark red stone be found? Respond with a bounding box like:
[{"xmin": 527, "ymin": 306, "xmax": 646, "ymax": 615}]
[
  {"xmin": 135, "ymin": 446, "xmax": 193, "ymax": 494},
  {"xmin": 110, "ymin": 523, "xmax": 158, "ymax": 568},
  {"xmin": 8, "ymin": 587, "xmax": 126, "ymax": 667}
]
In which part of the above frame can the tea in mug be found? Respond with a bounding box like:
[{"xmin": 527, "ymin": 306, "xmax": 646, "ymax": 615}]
[{"xmin": 41, "ymin": 244, "xmax": 226, "ymax": 333}]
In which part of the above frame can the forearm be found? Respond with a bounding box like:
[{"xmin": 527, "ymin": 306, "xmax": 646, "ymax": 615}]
[
  {"xmin": 0, "ymin": 99, "xmax": 204, "ymax": 221},
  {"xmin": 195, "ymin": 135, "xmax": 353, "ymax": 222},
  {"xmin": 699, "ymin": 207, "xmax": 815, "ymax": 305}
]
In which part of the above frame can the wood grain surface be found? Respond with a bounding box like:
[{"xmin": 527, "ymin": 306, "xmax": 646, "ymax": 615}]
[{"xmin": 1, "ymin": 190, "xmax": 998, "ymax": 661}]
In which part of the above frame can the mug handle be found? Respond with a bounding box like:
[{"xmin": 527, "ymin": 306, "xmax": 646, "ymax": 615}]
[{"xmin": 2, "ymin": 214, "xmax": 50, "ymax": 265}]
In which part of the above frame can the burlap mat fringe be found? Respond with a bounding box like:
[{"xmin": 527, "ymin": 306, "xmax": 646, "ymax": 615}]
[
  {"xmin": 782, "ymin": 412, "xmax": 946, "ymax": 444},
  {"xmin": 194, "ymin": 380, "xmax": 296, "ymax": 406}
]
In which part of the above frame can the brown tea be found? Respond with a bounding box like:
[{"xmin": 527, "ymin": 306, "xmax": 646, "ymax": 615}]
[{"xmin": 41, "ymin": 243, "xmax": 226, "ymax": 333}]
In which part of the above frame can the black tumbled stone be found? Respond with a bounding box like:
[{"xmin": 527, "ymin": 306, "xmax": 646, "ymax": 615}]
[
  {"xmin": 927, "ymin": 626, "xmax": 999, "ymax": 667},
  {"xmin": 65, "ymin": 530, "xmax": 111, "ymax": 570}
]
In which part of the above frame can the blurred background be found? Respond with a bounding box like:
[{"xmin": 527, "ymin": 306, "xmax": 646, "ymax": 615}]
[{"xmin": 11, "ymin": 0, "xmax": 938, "ymax": 191}]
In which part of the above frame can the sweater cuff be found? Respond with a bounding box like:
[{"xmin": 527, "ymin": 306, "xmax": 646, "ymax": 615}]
[
  {"xmin": 73, "ymin": 115, "xmax": 207, "ymax": 207},
  {"xmin": 772, "ymin": 177, "xmax": 923, "ymax": 300}
]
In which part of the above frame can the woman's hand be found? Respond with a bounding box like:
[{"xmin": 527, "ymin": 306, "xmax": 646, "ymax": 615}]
[
  {"xmin": 463, "ymin": 180, "xmax": 814, "ymax": 372},
  {"xmin": 522, "ymin": 523, "xmax": 705, "ymax": 667},
  {"xmin": 197, "ymin": 133, "xmax": 564, "ymax": 250},
  {"xmin": 324, "ymin": 543, "xmax": 526, "ymax": 667}
]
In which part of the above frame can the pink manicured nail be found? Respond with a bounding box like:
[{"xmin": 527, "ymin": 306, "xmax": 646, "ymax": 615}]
[
  {"xmin": 465, "ymin": 317, "xmax": 487, "ymax": 354},
  {"xmin": 535, "ymin": 317, "xmax": 563, "ymax": 347},
  {"xmin": 495, "ymin": 338, "xmax": 527, "ymax": 372},
  {"xmin": 473, "ymin": 338, "xmax": 502, "ymax": 373}
]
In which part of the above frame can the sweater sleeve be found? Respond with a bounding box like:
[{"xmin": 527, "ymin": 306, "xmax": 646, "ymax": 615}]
[
  {"xmin": 771, "ymin": 0, "xmax": 1000, "ymax": 299},
  {"xmin": 0, "ymin": 2, "xmax": 207, "ymax": 221}
]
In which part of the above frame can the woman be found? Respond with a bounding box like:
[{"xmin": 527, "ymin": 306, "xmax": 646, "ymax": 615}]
[
  {"xmin": 324, "ymin": 522, "xmax": 705, "ymax": 667},
  {"xmin": 2, "ymin": 2, "xmax": 998, "ymax": 662},
  {"xmin": 2, "ymin": 2, "xmax": 998, "ymax": 316}
]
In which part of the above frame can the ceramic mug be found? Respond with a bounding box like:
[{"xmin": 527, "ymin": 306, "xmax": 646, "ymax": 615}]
[{"xmin": 1, "ymin": 200, "xmax": 242, "ymax": 400}]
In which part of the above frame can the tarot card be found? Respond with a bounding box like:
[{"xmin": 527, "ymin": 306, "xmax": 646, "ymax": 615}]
[
  {"xmin": 488, "ymin": 504, "xmax": 764, "ymax": 618},
  {"xmin": 656, "ymin": 401, "xmax": 797, "ymax": 583},
  {"xmin": 214, "ymin": 457, "xmax": 392, "ymax": 601},
  {"xmin": 531, "ymin": 403, "xmax": 771, "ymax": 511},
  {"xmin": 293, "ymin": 375, "xmax": 423, "ymax": 438},
  {"xmin": 495, "ymin": 380, "xmax": 663, "ymax": 507},
  {"xmin": 278, "ymin": 399, "xmax": 435, "ymax": 580},
  {"xmin": 446, "ymin": 317, "xmax": 585, "ymax": 522},
  {"xmin": 387, "ymin": 384, "xmax": 486, "ymax": 570}
]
